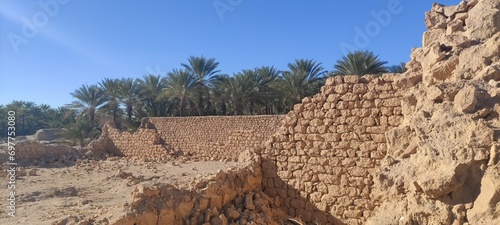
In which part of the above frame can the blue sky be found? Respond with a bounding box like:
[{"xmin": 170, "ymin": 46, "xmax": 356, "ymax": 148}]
[{"xmin": 0, "ymin": 0, "xmax": 460, "ymax": 108}]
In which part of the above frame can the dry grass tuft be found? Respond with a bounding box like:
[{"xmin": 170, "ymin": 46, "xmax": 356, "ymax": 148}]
[{"xmin": 287, "ymin": 218, "xmax": 305, "ymax": 225}]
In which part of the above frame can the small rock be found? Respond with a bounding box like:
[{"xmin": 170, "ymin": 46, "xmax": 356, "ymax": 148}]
[
  {"xmin": 210, "ymin": 214, "xmax": 228, "ymax": 225},
  {"xmin": 79, "ymin": 199, "xmax": 91, "ymax": 206},
  {"xmin": 454, "ymin": 85, "xmax": 478, "ymax": 113},
  {"xmin": 225, "ymin": 207, "xmax": 241, "ymax": 220},
  {"xmin": 488, "ymin": 79, "xmax": 499, "ymax": 87},
  {"xmin": 244, "ymin": 192, "xmax": 255, "ymax": 210}
]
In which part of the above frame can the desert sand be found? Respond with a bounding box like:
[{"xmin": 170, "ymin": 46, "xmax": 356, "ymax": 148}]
[{"xmin": 0, "ymin": 159, "xmax": 238, "ymax": 225}]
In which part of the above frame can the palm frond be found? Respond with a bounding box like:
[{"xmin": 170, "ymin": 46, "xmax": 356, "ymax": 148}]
[
  {"xmin": 387, "ymin": 62, "xmax": 407, "ymax": 73},
  {"xmin": 333, "ymin": 50, "xmax": 388, "ymax": 76}
]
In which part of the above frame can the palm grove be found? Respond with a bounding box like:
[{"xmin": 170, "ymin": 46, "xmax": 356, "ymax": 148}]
[{"xmin": 0, "ymin": 51, "xmax": 406, "ymax": 146}]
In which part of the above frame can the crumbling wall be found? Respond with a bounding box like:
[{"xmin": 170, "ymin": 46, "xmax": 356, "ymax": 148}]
[
  {"xmin": 258, "ymin": 1, "xmax": 500, "ymax": 224},
  {"xmin": 102, "ymin": 124, "xmax": 172, "ymax": 160},
  {"xmin": 94, "ymin": 115, "xmax": 283, "ymax": 162},
  {"xmin": 367, "ymin": 0, "xmax": 500, "ymax": 224},
  {"xmin": 112, "ymin": 151, "xmax": 289, "ymax": 225},
  {"xmin": 8, "ymin": 115, "xmax": 283, "ymax": 163},
  {"xmin": 0, "ymin": 140, "xmax": 83, "ymax": 165},
  {"xmin": 146, "ymin": 116, "xmax": 284, "ymax": 161},
  {"xmin": 261, "ymin": 74, "xmax": 419, "ymax": 224}
]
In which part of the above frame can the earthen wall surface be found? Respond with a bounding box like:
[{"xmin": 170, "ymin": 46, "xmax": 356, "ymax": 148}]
[
  {"xmin": 114, "ymin": 154, "xmax": 272, "ymax": 225},
  {"xmin": 99, "ymin": 115, "xmax": 284, "ymax": 161},
  {"xmin": 147, "ymin": 116, "xmax": 284, "ymax": 161},
  {"xmin": 261, "ymin": 74, "xmax": 416, "ymax": 225},
  {"xmin": 0, "ymin": 140, "xmax": 83, "ymax": 164},
  {"xmin": 103, "ymin": 125, "xmax": 172, "ymax": 160}
]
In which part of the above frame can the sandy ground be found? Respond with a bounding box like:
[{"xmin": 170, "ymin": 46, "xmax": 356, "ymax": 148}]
[{"xmin": 0, "ymin": 158, "xmax": 238, "ymax": 225}]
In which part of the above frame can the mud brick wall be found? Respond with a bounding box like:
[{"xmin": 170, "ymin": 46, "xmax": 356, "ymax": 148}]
[
  {"xmin": 103, "ymin": 125, "xmax": 172, "ymax": 160},
  {"xmin": 0, "ymin": 140, "xmax": 82, "ymax": 163},
  {"xmin": 114, "ymin": 154, "xmax": 269, "ymax": 225},
  {"xmin": 145, "ymin": 115, "xmax": 284, "ymax": 161},
  {"xmin": 98, "ymin": 115, "xmax": 283, "ymax": 161},
  {"xmin": 261, "ymin": 74, "xmax": 414, "ymax": 225}
]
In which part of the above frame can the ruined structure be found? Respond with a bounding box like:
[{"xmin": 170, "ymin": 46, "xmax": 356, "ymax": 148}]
[
  {"xmin": 261, "ymin": 74, "xmax": 409, "ymax": 224},
  {"xmin": 367, "ymin": 0, "xmax": 500, "ymax": 224},
  {"xmin": 99, "ymin": 115, "xmax": 284, "ymax": 162},
  {"xmin": 3, "ymin": 0, "xmax": 499, "ymax": 224}
]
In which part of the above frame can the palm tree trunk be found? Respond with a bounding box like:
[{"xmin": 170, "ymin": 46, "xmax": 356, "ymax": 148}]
[
  {"xmin": 235, "ymin": 101, "xmax": 243, "ymax": 115},
  {"xmin": 127, "ymin": 103, "xmax": 133, "ymax": 121},
  {"xmin": 206, "ymin": 98, "xmax": 214, "ymax": 115},
  {"xmin": 113, "ymin": 109, "xmax": 118, "ymax": 127},
  {"xmin": 89, "ymin": 108, "xmax": 95, "ymax": 122},
  {"xmin": 221, "ymin": 102, "xmax": 227, "ymax": 115},
  {"xmin": 249, "ymin": 102, "xmax": 254, "ymax": 115},
  {"xmin": 179, "ymin": 98, "xmax": 186, "ymax": 116},
  {"xmin": 196, "ymin": 93, "xmax": 204, "ymax": 116},
  {"xmin": 188, "ymin": 101, "xmax": 196, "ymax": 116}
]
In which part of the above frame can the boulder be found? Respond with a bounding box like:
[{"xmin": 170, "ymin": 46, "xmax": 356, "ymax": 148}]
[
  {"xmin": 465, "ymin": 0, "xmax": 500, "ymax": 40},
  {"xmin": 467, "ymin": 164, "xmax": 500, "ymax": 224},
  {"xmin": 454, "ymin": 85, "xmax": 478, "ymax": 113},
  {"xmin": 424, "ymin": 11, "xmax": 447, "ymax": 29}
]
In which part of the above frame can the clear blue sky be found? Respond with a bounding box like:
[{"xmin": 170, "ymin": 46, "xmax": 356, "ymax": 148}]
[{"xmin": 0, "ymin": 0, "xmax": 459, "ymax": 108}]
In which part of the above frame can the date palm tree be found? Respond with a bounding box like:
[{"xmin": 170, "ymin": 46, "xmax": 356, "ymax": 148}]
[
  {"xmin": 55, "ymin": 106, "xmax": 77, "ymax": 128},
  {"xmin": 278, "ymin": 59, "xmax": 326, "ymax": 108},
  {"xmin": 254, "ymin": 66, "xmax": 281, "ymax": 114},
  {"xmin": 99, "ymin": 78, "xmax": 123, "ymax": 126},
  {"xmin": 3, "ymin": 101, "xmax": 44, "ymax": 135},
  {"xmin": 387, "ymin": 62, "xmax": 407, "ymax": 73},
  {"xmin": 63, "ymin": 118, "xmax": 100, "ymax": 147},
  {"xmin": 137, "ymin": 74, "xmax": 171, "ymax": 117},
  {"xmin": 117, "ymin": 78, "xmax": 139, "ymax": 122},
  {"xmin": 210, "ymin": 74, "xmax": 230, "ymax": 115},
  {"xmin": 164, "ymin": 69, "xmax": 198, "ymax": 116},
  {"xmin": 333, "ymin": 50, "xmax": 388, "ymax": 76},
  {"xmin": 213, "ymin": 70, "xmax": 260, "ymax": 115},
  {"xmin": 38, "ymin": 104, "xmax": 60, "ymax": 128},
  {"xmin": 69, "ymin": 84, "xmax": 107, "ymax": 122},
  {"xmin": 181, "ymin": 56, "xmax": 220, "ymax": 116},
  {"xmin": 0, "ymin": 102, "xmax": 78, "ymax": 137}
]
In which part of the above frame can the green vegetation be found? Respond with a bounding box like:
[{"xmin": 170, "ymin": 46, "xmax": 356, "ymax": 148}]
[
  {"xmin": 0, "ymin": 101, "xmax": 76, "ymax": 138},
  {"xmin": 62, "ymin": 118, "xmax": 100, "ymax": 147},
  {"xmin": 333, "ymin": 50, "xmax": 388, "ymax": 76},
  {"xmin": 387, "ymin": 62, "xmax": 408, "ymax": 73},
  {"xmin": 2, "ymin": 51, "xmax": 406, "ymax": 142}
]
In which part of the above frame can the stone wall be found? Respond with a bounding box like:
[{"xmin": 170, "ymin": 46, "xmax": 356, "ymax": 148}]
[
  {"xmin": 146, "ymin": 116, "xmax": 284, "ymax": 161},
  {"xmin": 102, "ymin": 124, "xmax": 172, "ymax": 160},
  {"xmin": 261, "ymin": 74, "xmax": 419, "ymax": 225},
  {"xmin": 6, "ymin": 115, "xmax": 283, "ymax": 163},
  {"xmin": 113, "ymin": 152, "xmax": 286, "ymax": 225},
  {"xmin": 0, "ymin": 140, "xmax": 83, "ymax": 165}
]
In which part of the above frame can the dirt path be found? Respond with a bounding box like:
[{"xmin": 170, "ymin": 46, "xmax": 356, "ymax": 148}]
[{"xmin": 0, "ymin": 158, "xmax": 238, "ymax": 225}]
